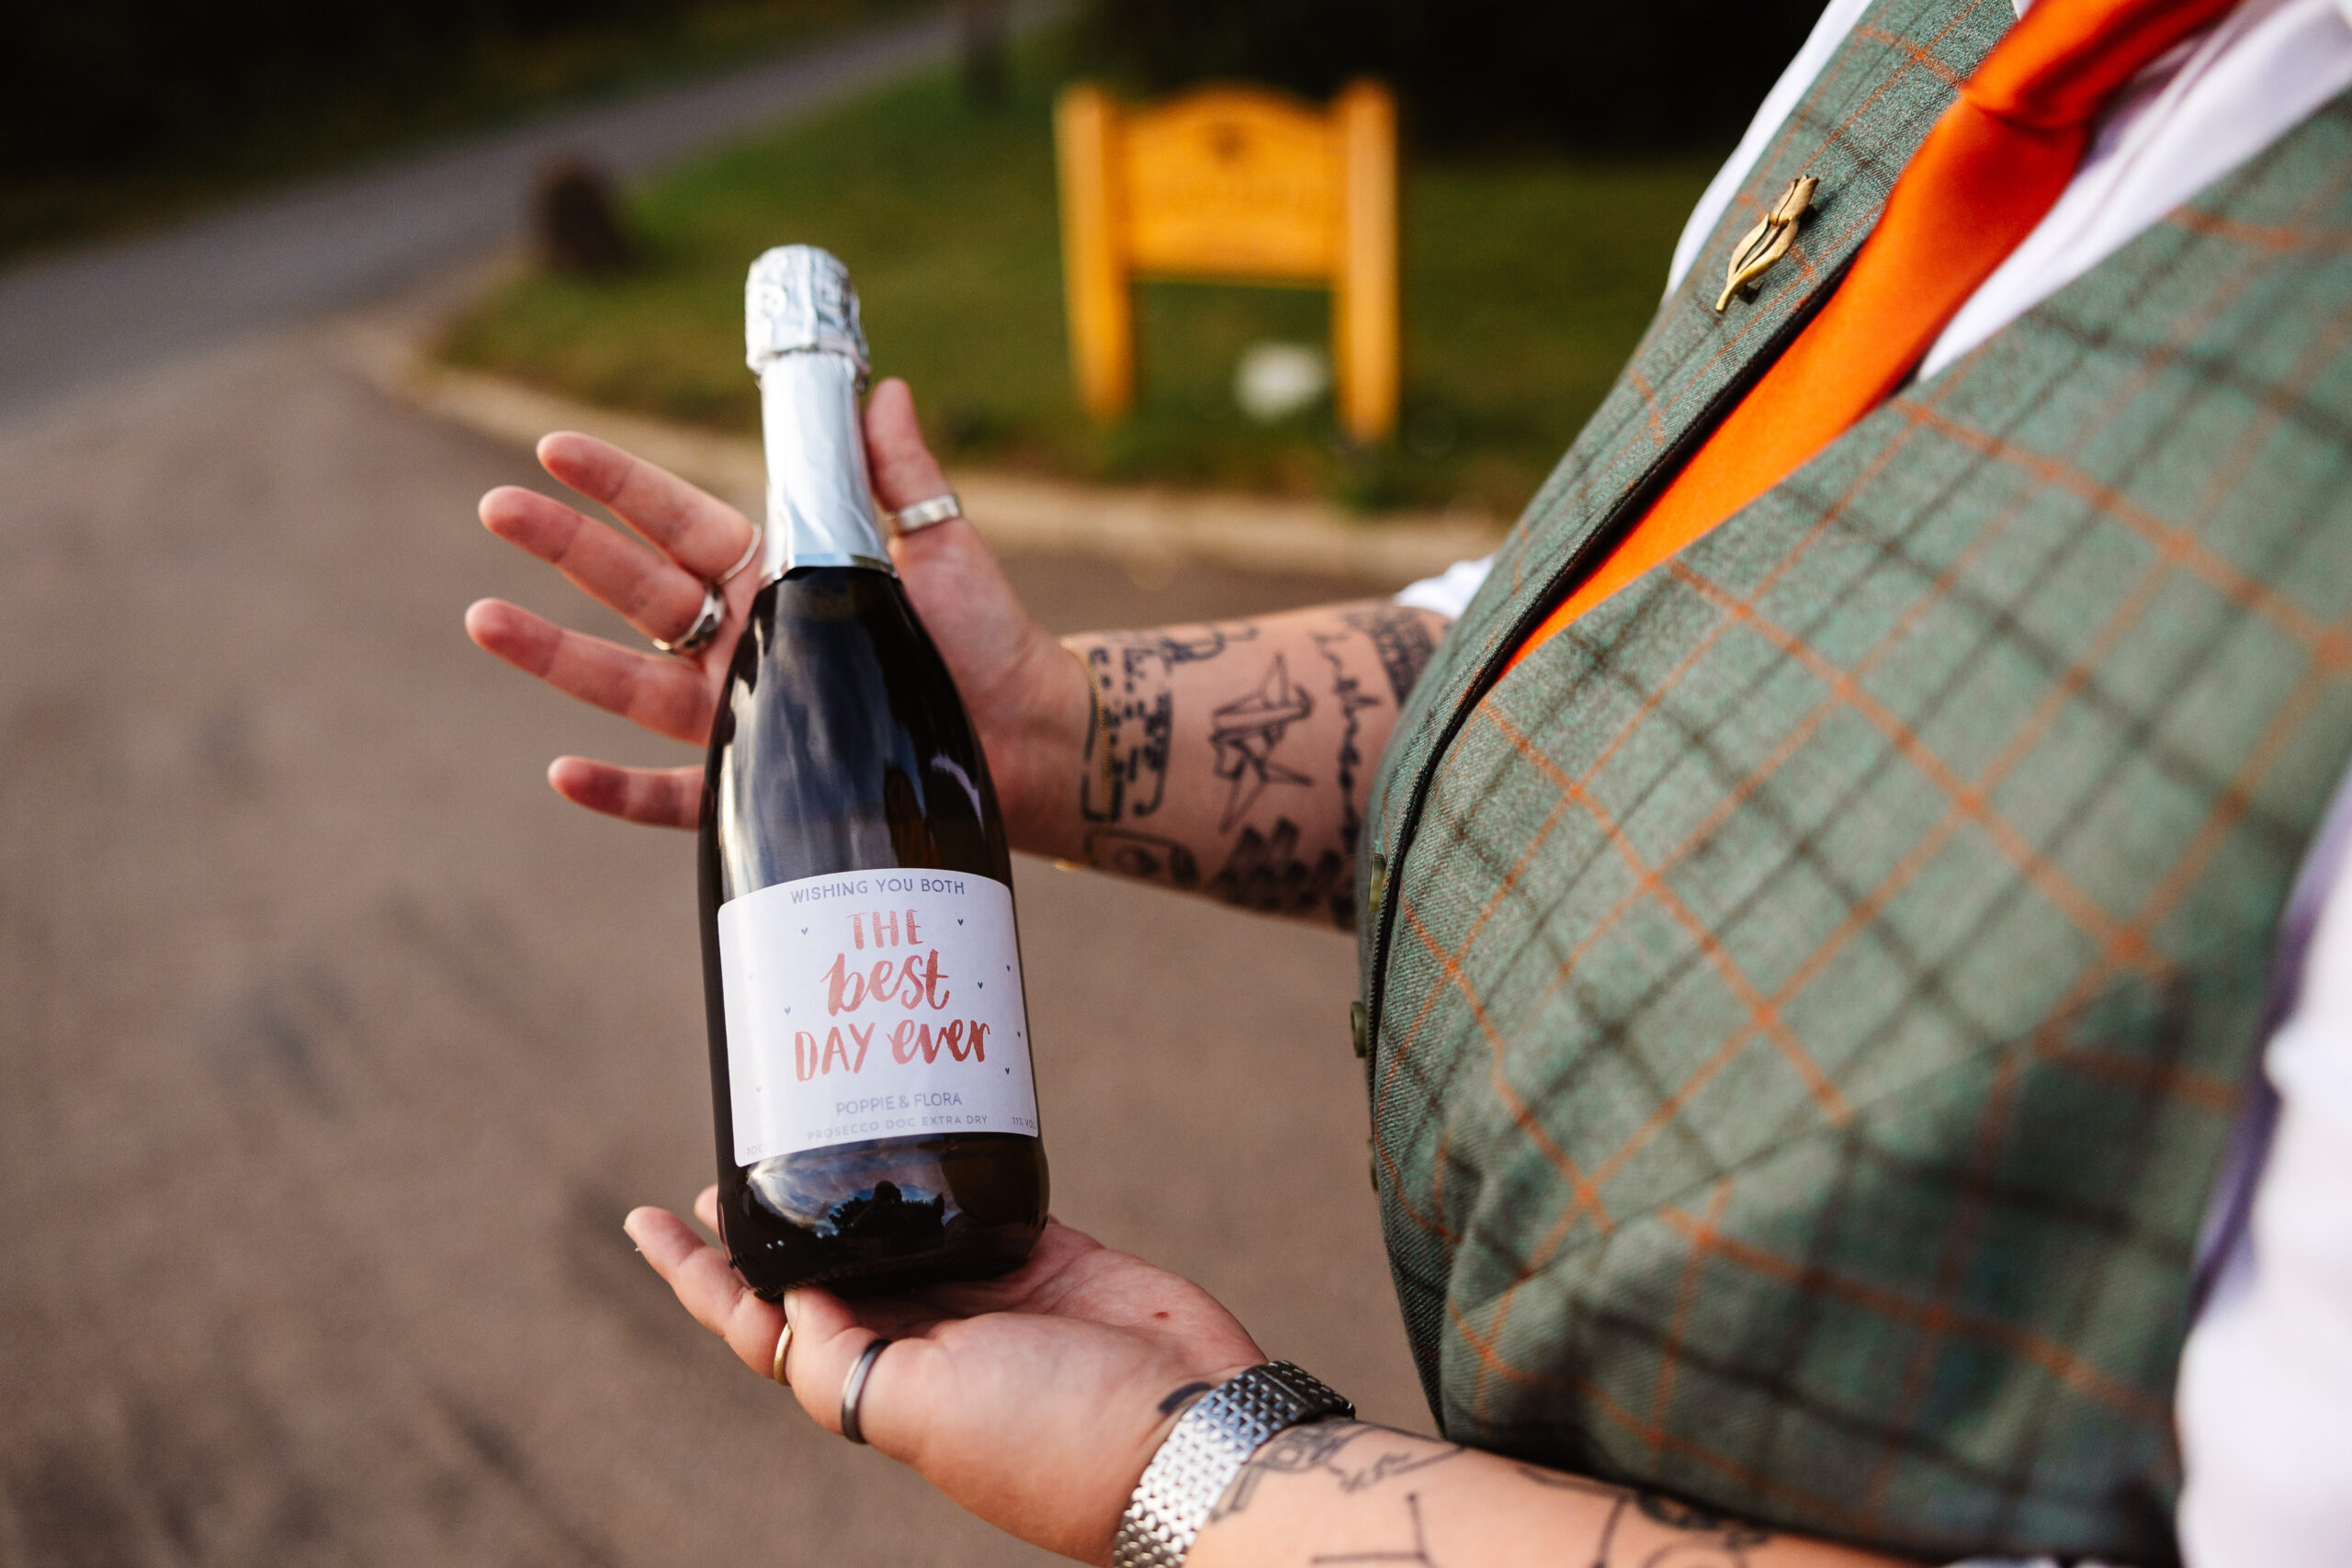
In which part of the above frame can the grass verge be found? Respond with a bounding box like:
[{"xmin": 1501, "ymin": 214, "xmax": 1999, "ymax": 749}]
[{"xmin": 443, "ymin": 46, "xmax": 1720, "ymax": 517}]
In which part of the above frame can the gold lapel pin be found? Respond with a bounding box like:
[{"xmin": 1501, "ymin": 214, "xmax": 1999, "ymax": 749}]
[{"xmin": 1715, "ymin": 176, "xmax": 1819, "ymax": 312}]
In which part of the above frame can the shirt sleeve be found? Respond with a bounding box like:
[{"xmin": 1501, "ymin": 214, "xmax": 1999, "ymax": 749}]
[
  {"xmin": 1391, "ymin": 554, "xmax": 1494, "ymax": 621},
  {"xmin": 2174, "ymin": 858, "xmax": 2352, "ymax": 1566}
]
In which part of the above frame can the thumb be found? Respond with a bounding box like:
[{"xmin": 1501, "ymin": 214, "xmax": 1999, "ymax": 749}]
[{"xmin": 865, "ymin": 378, "xmax": 952, "ymax": 512}]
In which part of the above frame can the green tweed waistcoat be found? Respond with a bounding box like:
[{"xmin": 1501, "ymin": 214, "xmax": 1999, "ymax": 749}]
[{"xmin": 1356, "ymin": 1, "xmax": 2352, "ymax": 1561}]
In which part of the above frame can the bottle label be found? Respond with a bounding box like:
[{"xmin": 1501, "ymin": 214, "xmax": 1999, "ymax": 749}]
[{"xmin": 717, "ymin": 870, "xmax": 1041, "ymax": 1164}]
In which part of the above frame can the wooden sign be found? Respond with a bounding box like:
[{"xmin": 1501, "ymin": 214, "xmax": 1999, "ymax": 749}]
[{"xmin": 1055, "ymin": 79, "xmax": 1399, "ymax": 443}]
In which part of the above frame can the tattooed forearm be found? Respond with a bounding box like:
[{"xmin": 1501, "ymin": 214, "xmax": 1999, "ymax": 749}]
[
  {"xmin": 1185, "ymin": 1422, "xmax": 1827, "ymax": 1568},
  {"xmin": 1311, "ymin": 1493, "xmax": 1441, "ymax": 1566},
  {"xmin": 1209, "ymin": 655, "xmax": 1317, "ymax": 829},
  {"xmin": 1064, "ymin": 603, "xmax": 1451, "ymax": 928},
  {"xmin": 1076, "ymin": 624, "xmax": 1258, "ymax": 824},
  {"xmin": 1086, "ymin": 827, "xmax": 1203, "ymax": 888},
  {"xmin": 1338, "ymin": 605, "xmax": 1439, "ymax": 704},
  {"xmin": 1207, "ymin": 818, "xmax": 1350, "ymax": 922},
  {"xmin": 1215, "ymin": 1425, "xmax": 1464, "ymax": 1521},
  {"xmin": 1625, "ymin": 1491, "xmax": 1772, "ymax": 1558},
  {"xmin": 1312, "ymin": 627, "xmax": 1381, "ymax": 869},
  {"xmin": 1514, "ymin": 1468, "xmax": 1772, "ymax": 1567}
]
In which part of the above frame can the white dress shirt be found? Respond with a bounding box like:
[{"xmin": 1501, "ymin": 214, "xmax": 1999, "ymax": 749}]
[{"xmin": 1395, "ymin": 2, "xmax": 2352, "ymax": 1560}]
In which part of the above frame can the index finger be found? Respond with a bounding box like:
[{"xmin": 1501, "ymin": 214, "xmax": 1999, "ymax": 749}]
[
  {"xmin": 537, "ymin": 432, "xmax": 755, "ymax": 581},
  {"xmin": 623, "ymin": 1205, "xmax": 786, "ymax": 1374}
]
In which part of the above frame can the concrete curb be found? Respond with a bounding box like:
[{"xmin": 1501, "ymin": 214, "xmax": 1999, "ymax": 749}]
[{"xmin": 334, "ymin": 310, "xmax": 1502, "ymax": 589}]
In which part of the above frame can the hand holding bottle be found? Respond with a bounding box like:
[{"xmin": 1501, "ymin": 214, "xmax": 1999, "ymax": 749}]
[
  {"xmin": 626, "ymin": 1194, "xmax": 1261, "ymax": 1564},
  {"xmin": 465, "ymin": 379, "xmax": 1090, "ymax": 856}
]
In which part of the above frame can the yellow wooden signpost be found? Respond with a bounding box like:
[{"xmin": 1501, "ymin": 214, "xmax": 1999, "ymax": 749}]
[{"xmin": 1054, "ymin": 79, "xmax": 1399, "ymax": 443}]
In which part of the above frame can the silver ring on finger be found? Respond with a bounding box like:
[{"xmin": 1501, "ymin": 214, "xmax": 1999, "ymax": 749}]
[
  {"xmin": 716, "ymin": 524, "xmax": 763, "ymax": 585},
  {"xmin": 838, "ymin": 1336, "xmax": 891, "ymax": 1445},
  {"xmin": 652, "ymin": 583, "xmax": 725, "ymax": 656},
  {"xmin": 890, "ymin": 492, "xmax": 962, "ymax": 536}
]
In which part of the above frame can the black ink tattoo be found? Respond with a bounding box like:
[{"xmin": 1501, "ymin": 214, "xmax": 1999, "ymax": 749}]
[
  {"xmin": 1208, "ymin": 818, "xmax": 1350, "ymax": 922},
  {"xmin": 1083, "ymin": 827, "xmax": 1201, "ymax": 889},
  {"xmin": 1514, "ymin": 1467, "xmax": 1621, "ymax": 1494},
  {"xmin": 1514, "ymin": 1469, "xmax": 1770, "ymax": 1568},
  {"xmin": 1216, "ymin": 1425, "xmax": 1463, "ymax": 1520},
  {"xmin": 1631, "ymin": 1492, "xmax": 1770, "ymax": 1565},
  {"xmin": 1634, "ymin": 1495, "xmax": 1759, "ymax": 1537},
  {"xmin": 1309, "ymin": 1492, "xmax": 1443, "ymax": 1567},
  {"xmin": 1340, "ymin": 606, "xmax": 1439, "ymax": 705},
  {"xmin": 1078, "ymin": 644, "xmax": 1170, "ymax": 825},
  {"xmin": 1515, "ymin": 1467, "xmax": 1633, "ymax": 1567},
  {"xmin": 1080, "ymin": 625, "xmax": 1258, "ymax": 826},
  {"xmin": 1634, "ymin": 1534, "xmax": 1769, "ymax": 1568},
  {"xmin": 1158, "ymin": 1382, "xmax": 1216, "ymax": 1416},
  {"xmin": 1208, "ymin": 655, "xmax": 1316, "ymax": 829},
  {"xmin": 1312, "ymin": 627, "xmax": 1383, "ymax": 897}
]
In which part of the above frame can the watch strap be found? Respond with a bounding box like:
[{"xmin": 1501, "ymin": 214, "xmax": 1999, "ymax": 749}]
[{"xmin": 1112, "ymin": 1361, "xmax": 1354, "ymax": 1568}]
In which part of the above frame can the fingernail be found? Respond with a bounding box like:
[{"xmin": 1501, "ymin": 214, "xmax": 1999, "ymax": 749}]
[{"xmin": 780, "ymin": 1289, "xmax": 801, "ymax": 1323}]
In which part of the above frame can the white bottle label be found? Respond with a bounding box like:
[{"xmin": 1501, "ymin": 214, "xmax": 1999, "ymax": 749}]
[{"xmin": 717, "ymin": 869, "xmax": 1040, "ymax": 1164}]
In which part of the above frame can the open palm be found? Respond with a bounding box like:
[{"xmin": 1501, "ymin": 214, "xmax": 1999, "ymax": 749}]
[{"xmin": 627, "ymin": 1199, "xmax": 1262, "ymax": 1564}]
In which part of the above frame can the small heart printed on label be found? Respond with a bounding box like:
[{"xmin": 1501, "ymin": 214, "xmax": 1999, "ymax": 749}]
[{"xmin": 957, "ymin": 919, "xmax": 965, "ymax": 926}]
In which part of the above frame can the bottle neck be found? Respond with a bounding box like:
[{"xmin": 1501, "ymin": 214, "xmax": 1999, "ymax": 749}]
[{"xmin": 756, "ymin": 352, "xmax": 892, "ymax": 580}]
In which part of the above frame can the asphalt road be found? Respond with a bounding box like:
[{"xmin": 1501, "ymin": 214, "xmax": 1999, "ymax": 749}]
[
  {"xmin": 0, "ymin": 10, "xmax": 962, "ymax": 422},
  {"xmin": 0, "ymin": 310, "xmax": 1431, "ymax": 1562}
]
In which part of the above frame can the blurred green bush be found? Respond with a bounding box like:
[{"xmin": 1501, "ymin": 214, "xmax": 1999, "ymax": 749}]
[{"xmin": 1072, "ymin": 0, "xmax": 1825, "ymax": 151}]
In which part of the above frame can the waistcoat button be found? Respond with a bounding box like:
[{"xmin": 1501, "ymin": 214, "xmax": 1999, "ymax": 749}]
[
  {"xmin": 1350, "ymin": 1000, "xmax": 1367, "ymax": 1058},
  {"xmin": 1368, "ymin": 853, "xmax": 1388, "ymax": 914}
]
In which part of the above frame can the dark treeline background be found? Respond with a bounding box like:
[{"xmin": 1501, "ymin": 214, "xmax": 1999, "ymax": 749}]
[
  {"xmin": 6, "ymin": 0, "xmax": 1818, "ymax": 181},
  {"xmin": 0, "ymin": 0, "xmax": 808, "ymax": 175},
  {"xmin": 1073, "ymin": 0, "xmax": 1826, "ymax": 151},
  {"xmin": 0, "ymin": 0, "xmax": 899, "ymax": 254},
  {"xmin": 1, "ymin": 0, "xmax": 1808, "ymax": 255}
]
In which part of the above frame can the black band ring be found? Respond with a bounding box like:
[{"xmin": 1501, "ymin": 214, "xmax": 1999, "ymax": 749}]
[{"xmin": 839, "ymin": 1336, "xmax": 891, "ymax": 1445}]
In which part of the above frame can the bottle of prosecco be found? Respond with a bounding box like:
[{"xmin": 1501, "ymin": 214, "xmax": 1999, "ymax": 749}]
[{"xmin": 698, "ymin": 246, "xmax": 1046, "ymax": 1296}]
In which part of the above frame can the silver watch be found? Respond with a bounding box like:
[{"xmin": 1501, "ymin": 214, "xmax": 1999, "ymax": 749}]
[{"xmin": 1112, "ymin": 1362, "xmax": 1355, "ymax": 1568}]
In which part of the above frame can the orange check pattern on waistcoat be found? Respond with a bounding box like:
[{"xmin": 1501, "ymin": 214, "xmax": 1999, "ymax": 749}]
[{"xmin": 1353, "ymin": 0, "xmax": 2352, "ymax": 1558}]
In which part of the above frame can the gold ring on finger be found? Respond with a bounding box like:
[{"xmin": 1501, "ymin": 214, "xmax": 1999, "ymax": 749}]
[{"xmin": 771, "ymin": 1318, "xmax": 795, "ymax": 1386}]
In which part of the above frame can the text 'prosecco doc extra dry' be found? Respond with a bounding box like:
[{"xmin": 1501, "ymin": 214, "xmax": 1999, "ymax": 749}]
[{"xmin": 698, "ymin": 246, "xmax": 1046, "ymax": 1296}]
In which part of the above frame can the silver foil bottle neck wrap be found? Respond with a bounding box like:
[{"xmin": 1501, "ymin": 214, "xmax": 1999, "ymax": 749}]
[{"xmin": 744, "ymin": 246, "xmax": 891, "ymax": 578}]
